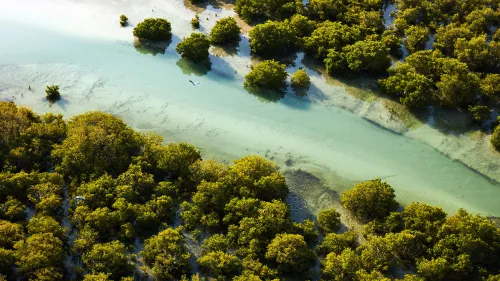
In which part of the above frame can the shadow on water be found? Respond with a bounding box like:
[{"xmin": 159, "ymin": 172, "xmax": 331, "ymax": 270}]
[
  {"xmin": 236, "ymin": 36, "xmax": 251, "ymax": 59},
  {"xmin": 208, "ymin": 54, "xmax": 238, "ymax": 80},
  {"xmin": 280, "ymin": 89, "xmax": 312, "ymax": 110},
  {"xmin": 133, "ymin": 38, "xmax": 172, "ymax": 57},
  {"xmin": 284, "ymin": 169, "xmax": 341, "ymax": 221},
  {"xmin": 280, "ymin": 83, "xmax": 331, "ymax": 110},
  {"xmin": 244, "ymin": 86, "xmax": 285, "ymax": 103},
  {"xmin": 176, "ymin": 58, "xmax": 212, "ymax": 76}
]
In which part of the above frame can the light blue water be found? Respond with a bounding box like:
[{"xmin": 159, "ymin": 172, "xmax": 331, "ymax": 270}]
[{"xmin": 1, "ymin": 21, "xmax": 500, "ymax": 216}]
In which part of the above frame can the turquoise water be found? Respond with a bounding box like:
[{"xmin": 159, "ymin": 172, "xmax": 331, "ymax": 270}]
[{"xmin": 1, "ymin": 21, "xmax": 500, "ymax": 216}]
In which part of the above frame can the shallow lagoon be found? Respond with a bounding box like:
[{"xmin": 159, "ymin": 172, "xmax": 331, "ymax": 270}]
[{"xmin": 1, "ymin": 18, "xmax": 500, "ymax": 216}]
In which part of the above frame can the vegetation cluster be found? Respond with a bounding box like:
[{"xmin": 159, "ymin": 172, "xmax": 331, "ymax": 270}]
[
  {"xmin": 133, "ymin": 18, "xmax": 172, "ymax": 41},
  {"xmin": 232, "ymin": 0, "xmax": 500, "ymax": 149},
  {"xmin": 119, "ymin": 15, "xmax": 128, "ymax": 27},
  {"xmin": 45, "ymin": 85, "xmax": 61, "ymax": 104},
  {"xmin": 0, "ymin": 101, "xmax": 499, "ymax": 280}
]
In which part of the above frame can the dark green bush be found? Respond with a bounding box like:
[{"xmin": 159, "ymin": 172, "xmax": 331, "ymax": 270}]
[
  {"xmin": 491, "ymin": 123, "xmax": 500, "ymax": 151},
  {"xmin": 191, "ymin": 15, "xmax": 200, "ymax": 29},
  {"xmin": 468, "ymin": 105, "xmax": 491, "ymax": 122},
  {"xmin": 244, "ymin": 60, "xmax": 288, "ymax": 92},
  {"xmin": 210, "ymin": 17, "xmax": 240, "ymax": 45},
  {"xmin": 133, "ymin": 18, "xmax": 172, "ymax": 41},
  {"xmin": 45, "ymin": 85, "xmax": 61, "ymax": 103},
  {"xmin": 119, "ymin": 15, "xmax": 128, "ymax": 27},
  {"xmin": 290, "ymin": 69, "xmax": 310, "ymax": 93},
  {"xmin": 176, "ymin": 33, "xmax": 211, "ymax": 61},
  {"xmin": 249, "ymin": 20, "xmax": 297, "ymax": 57}
]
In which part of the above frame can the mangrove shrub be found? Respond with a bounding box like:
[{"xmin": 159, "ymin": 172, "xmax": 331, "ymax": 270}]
[{"xmin": 133, "ymin": 18, "xmax": 172, "ymax": 41}]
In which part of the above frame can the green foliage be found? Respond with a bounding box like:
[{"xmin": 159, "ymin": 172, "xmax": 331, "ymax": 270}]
[
  {"xmin": 249, "ymin": 20, "xmax": 297, "ymax": 57},
  {"xmin": 223, "ymin": 197, "xmax": 260, "ymax": 226},
  {"xmin": 404, "ymin": 25, "xmax": 430, "ymax": 54},
  {"xmin": 454, "ymin": 35, "xmax": 493, "ymax": 72},
  {"xmin": 73, "ymin": 226, "xmax": 99, "ymax": 255},
  {"xmin": 27, "ymin": 215, "xmax": 66, "ymax": 239},
  {"xmin": 139, "ymin": 136, "xmax": 201, "ymax": 182},
  {"xmin": 416, "ymin": 257, "xmax": 449, "ymax": 281},
  {"xmin": 232, "ymin": 155, "xmax": 288, "ymax": 201},
  {"xmin": 430, "ymin": 209, "xmax": 500, "ymax": 279},
  {"xmin": 0, "ymin": 248, "xmax": 15, "ymax": 276},
  {"xmin": 304, "ymin": 21, "xmax": 362, "ymax": 60},
  {"xmin": 133, "ymin": 18, "xmax": 172, "ymax": 41},
  {"xmin": 384, "ymin": 230, "xmax": 426, "ymax": 266},
  {"xmin": 321, "ymin": 248, "xmax": 362, "ymax": 281},
  {"xmin": 176, "ymin": 33, "xmax": 211, "ymax": 61},
  {"xmin": 0, "ymin": 102, "xmax": 66, "ymax": 172},
  {"xmin": 362, "ymin": 212, "xmax": 403, "ymax": 237},
  {"xmin": 481, "ymin": 74, "xmax": 500, "ymax": 97},
  {"xmin": 227, "ymin": 200, "xmax": 292, "ymax": 257},
  {"xmin": 119, "ymin": 15, "xmax": 128, "ymax": 27},
  {"xmin": 341, "ymin": 179, "xmax": 397, "ymax": 222},
  {"xmin": 434, "ymin": 25, "xmax": 473, "ymax": 55},
  {"xmin": 288, "ymin": 14, "xmax": 316, "ymax": 38},
  {"xmin": 380, "ymin": 50, "xmax": 481, "ymax": 108},
  {"xmin": 210, "ymin": 17, "xmax": 240, "ymax": 45},
  {"xmin": 198, "ymin": 251, "xmax": 242, "ymax": 278},
  {"xmin": 0, "ymin": 197, "xmax": 26, "ymax": 221},
  {"xmin": 82, "ymin": 241, "xmax": 133, "ymax": 280},
  {"xmin": 235, "ymin": 0, "xmax": 295, "ymax": 22},
  {"xmin": 191, "ymin": 15, "xmax": 200, "ymax": 29},
  {"xmin": 340, "ymin": 39, "xmax": 391, "ymax": 73},
  {"xmin": 76, "ymin": 174, "xmax": 116, "ymax": 209},
  {"xmin": 290, "ymin": 69, "xmax": 310, "ymax": 93},
  {"xmin": 308, "ymin": 0, "xmax": 346, "ymax": 21},
  {"xmin": 318, "ymin": 208, "xmax": 341, "ymax": 234},
  {"xmin": 52, "ymin": 111, "xmax": 144, "ymax": 181},
  {"xmin": 45, "ymin": 85, "xmax": 61, "ymax": 103},
  {"xmin": 265, "ymin": 233, "xmax": 315, "ymax": 274},
  {"xmin": 28, "ymin": 181, "xmax": 63, "ymax": 218},
  {"xmin": 382, "ymin": 29, "xmax": 403, "ymax": 57},
  {"xmin": 468, "ymin": 105, "xmax": 491, "ymax": 122},
  {"xmin": 316, "ymin": 231, "xmax": 357, "ymax": 256},
  {"xmin": 244, "ymin": 60, "xmax": 288, "ymax": 92},
  {"xmin": 493, "ymin": 29, "xmax": 500, "ymax": 42},
  {"xmin": 491, "ymin": 124, "xmax": 500, "ymax": 151},
  {"xmin": 141, "ymin": 228, "xmax": 191, "ymax": 280},
  {"xmin": 14, "ymin": 233, "xmax": 65, "ymax": 278},
  {"xmin": 83, "ymin": 272, "xmax": 112, "ymax": 280},
  {"xmin": 356, "ymin": 269, "xmax": 391, "ymax": 281},
  {"xmin": 241, "ymin": 258, "xmax": 279, "ymax": 280},
  {"xmin": 2, "ymin": 102, "xmax": 500, "ymax": 281},
  {"xmin": 358, "ymin": 235, "xmax": 393, "ymax": 272},
  {"xmin": 435, "ymin": 58, "xmax": 480, "ymax": 108},
  {"xmin": 402, "ymin": 203, "xmax": 446, "ymax": 239},
  {"xmin": 292, "ymin": 219, "xmax": 319, "ymax": 245},
  {"xmin": 201, "ymin": 234, "xmax": 230, "ymax": 255},
  {"xmin": 0, "ymin": 220, "xmax": 24, "ymax": 248}
]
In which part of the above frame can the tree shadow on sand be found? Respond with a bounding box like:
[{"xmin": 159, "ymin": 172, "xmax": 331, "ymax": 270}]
[{"xmin": 176, "ymin": 58, "xmax": 212, "ymax": 76}]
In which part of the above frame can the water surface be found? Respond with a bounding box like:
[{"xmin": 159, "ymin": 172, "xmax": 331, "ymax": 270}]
[{"xmin": 1, "ymin": 21, "xmax": 500, "ymax": 216}]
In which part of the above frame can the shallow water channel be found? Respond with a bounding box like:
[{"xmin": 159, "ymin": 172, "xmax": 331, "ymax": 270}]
[{"xmin": 1, "ymin": 20, "xmax": 500, "ymax": 216}]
